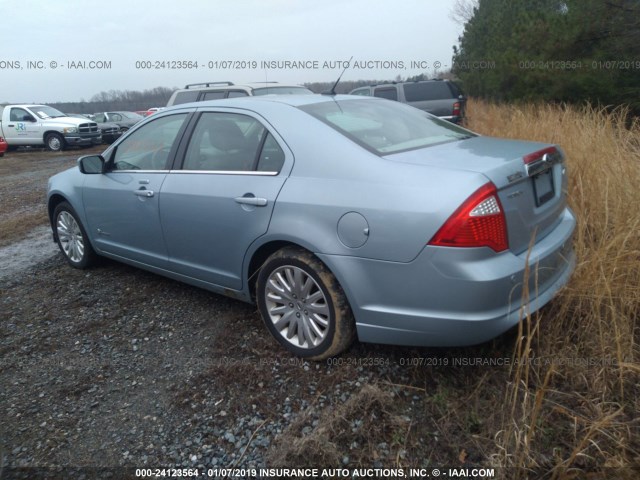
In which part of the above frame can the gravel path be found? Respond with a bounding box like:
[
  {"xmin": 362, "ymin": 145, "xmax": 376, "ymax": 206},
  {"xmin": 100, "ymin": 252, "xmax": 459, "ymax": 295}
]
[
  {"xmin": 0, "ymin": 226, "xmax": 57, "ymax": 281},
  {"xmin": 0, "ymin": 149, "xmax": 497, "ymax": 477},
  {"xmin": 0, "ymin": 249, "xmax": 428, "ymax": 476}
]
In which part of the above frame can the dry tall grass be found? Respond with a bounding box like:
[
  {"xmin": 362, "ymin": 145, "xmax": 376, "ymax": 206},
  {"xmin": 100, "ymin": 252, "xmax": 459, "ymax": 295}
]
[{"xmin": 467, "ymin": 100, "xmax": 639, "ymax": 477}]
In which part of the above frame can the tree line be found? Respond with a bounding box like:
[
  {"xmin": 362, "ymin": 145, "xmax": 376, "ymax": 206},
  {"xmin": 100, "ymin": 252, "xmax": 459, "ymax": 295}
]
[
  {"xmin": 452, "ymin": 0, "xmax": 640, "ymax": 113},
  {"xmin": 49, "ymin": 86, "xmax": 176, "ymax": 114}
]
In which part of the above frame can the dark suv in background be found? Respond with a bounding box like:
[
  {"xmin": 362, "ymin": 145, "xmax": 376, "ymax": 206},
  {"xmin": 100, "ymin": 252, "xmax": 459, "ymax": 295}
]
[{"xmin": 349, "ymin": 80, "xmax": 466, "ymax": 125}]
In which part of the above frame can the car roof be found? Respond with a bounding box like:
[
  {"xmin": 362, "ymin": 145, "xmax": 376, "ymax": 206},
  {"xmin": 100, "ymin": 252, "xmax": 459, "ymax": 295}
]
[{"xmin": 179, "ymin": 82, "xmax": 308, "ymax": 91}]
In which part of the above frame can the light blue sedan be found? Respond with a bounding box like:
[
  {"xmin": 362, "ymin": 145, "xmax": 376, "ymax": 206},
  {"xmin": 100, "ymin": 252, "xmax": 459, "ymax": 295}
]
[{"xmin": 47, "ymin": 95, "xmax": 575, "ymax": 359}]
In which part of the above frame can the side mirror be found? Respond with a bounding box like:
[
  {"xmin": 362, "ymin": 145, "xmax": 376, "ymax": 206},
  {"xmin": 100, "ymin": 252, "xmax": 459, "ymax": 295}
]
[{"xmin": 78, "ymin": 155, "xmax": 105, "ymax": 174}]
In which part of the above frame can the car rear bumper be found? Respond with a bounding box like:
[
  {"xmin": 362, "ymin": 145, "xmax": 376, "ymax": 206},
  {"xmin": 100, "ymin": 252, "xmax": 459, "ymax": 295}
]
[{"xmin": 318, "ymin": 207, "xmax": 576, "ymax": 347}]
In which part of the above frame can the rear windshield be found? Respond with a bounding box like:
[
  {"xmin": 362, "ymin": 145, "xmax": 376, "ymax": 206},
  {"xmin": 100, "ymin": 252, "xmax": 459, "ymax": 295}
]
[
  {"xmin": 299, "ymin": 98, "xmax": 474, "ymax": 155},
  {"xmin": 252, "ymin": 86, "xmax": 312, "ymax": 96},
  {"xmin": 403, "ymin": 82, "xmax": 454, "ymax": 102}
]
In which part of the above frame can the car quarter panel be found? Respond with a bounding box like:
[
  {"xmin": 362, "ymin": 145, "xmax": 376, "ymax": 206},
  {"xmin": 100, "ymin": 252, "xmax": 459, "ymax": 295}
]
[
  {"xmin": 248, "ymin": 103, "xmax": 488, "ymax": 263},
  {"xmin": 316, "ymin": 207, "xmax": 576, "ymax": 346}
]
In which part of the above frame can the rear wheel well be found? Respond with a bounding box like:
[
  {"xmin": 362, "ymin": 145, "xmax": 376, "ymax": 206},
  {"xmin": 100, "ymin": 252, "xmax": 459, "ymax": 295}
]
[{"xmin": 248, "ymin": 241, "xmax": 307, "ymax": 300}]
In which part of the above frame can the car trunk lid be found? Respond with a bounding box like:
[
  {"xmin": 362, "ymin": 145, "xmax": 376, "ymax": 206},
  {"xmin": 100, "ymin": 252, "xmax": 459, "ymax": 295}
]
[{"xmin": 385, "ymin": 136, "xmax": 568, "ymax": 255}]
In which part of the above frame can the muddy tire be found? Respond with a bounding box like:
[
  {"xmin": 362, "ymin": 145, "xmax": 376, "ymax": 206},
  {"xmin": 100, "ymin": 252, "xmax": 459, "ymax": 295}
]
[
  {"xmin": 53, "ymin": 201, "xmax": 97, "ymax": 269},
  {"xmin": 45, "ymin": 133, "xmax": 65, "ymax": 152},
  {"xmin": 256, "ymin": 247, "xmax": 356, "ymax": 360}
]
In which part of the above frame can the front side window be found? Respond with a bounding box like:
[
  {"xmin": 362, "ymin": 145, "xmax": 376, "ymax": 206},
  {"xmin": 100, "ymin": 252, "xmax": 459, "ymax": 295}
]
[
  {"xmin": 110, "ymin": 114, "xmax": 188, "ymax": 171},
  {"xmin": 183, "ymin": 112, "xmax": 267, "ymax": 171},
  {"xmin": 108, "ymin": 113, "xmax": 123, "ymax": 122},
  {"xmin": 300, "ymin": 99, "xmax": 474, "ymax": 155},
  {"xmin": 10, "ymin": 108, "xmax": 31, "ymax": 122}
]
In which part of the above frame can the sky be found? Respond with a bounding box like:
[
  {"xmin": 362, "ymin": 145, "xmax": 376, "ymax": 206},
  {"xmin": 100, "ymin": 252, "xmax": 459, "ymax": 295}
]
[{"xmin": 0, "ymin": 0, "xmax": 463, "ymax": 103}]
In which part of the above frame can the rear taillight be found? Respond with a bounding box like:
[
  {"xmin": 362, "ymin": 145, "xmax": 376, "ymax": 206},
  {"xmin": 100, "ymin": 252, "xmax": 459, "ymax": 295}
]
[
  {"xmin": 429, "ymin": 182, "xmax": 508, "ymax": 252},
  {"xmin": 452, "ymin": 101, "xmax": 461, "ymax": 117},
  {"xmin": 523, "ymin": 146, "xmax": 558, "ymax": 165}
]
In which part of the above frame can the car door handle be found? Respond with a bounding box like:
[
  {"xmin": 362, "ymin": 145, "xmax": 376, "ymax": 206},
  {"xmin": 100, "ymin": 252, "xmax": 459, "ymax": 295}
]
[
  {"xmin": 134, "ymin": 190, "xmax": 154, "ymax": 197},
  {"xmin": 234, "ymin": 196, "xmax": 267, "ymax": 207}
]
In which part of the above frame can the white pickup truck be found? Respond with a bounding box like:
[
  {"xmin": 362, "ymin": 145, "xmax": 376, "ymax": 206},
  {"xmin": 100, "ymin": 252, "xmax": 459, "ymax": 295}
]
[{"xmin": 0, "ymin": 104, "xmax": 102, "ymax": 151}]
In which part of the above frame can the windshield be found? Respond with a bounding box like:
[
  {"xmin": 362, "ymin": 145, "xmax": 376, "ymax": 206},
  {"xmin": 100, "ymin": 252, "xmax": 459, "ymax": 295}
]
[
  {"xmin": 299, "ymin": 98, "xmax": 475, "ymax": 155},
  {"xmin": 252, "ymin": 86, "xmax": 312, "ymax": 96},
  {"xmin": 30, "ymin": 106, "xmax": 67, "ymax": 119}
]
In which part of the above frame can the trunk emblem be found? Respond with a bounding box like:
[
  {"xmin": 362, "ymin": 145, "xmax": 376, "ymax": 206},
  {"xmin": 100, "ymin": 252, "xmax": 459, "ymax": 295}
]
[{"xmin": 507, "ymin": 172, "xmax": 523, "ymax": 183}]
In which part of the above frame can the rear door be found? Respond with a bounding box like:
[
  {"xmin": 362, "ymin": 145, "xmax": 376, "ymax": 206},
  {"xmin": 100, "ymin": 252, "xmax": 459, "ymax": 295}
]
[{"xmin": 159, "ymin": 109, "xmax": 291, "ymax": 290}]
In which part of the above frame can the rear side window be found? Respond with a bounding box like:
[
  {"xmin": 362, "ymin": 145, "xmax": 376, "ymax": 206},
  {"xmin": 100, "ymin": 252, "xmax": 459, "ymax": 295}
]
[
  {"xmin": 403, "ymin": 82, "xmax": 454, "ymax": 102},
  {"xmin": 227, "ymin": 91, "xmax": 249, "ymax": 98},
  {"xmin": 183, "ymin": 113, "xmax": 267, "ymax": 172},
  {"xmin": 373, "ymin": 87, "xmax": 398, "ymax": 101},
  {"xmin": 257, "ymin": 133, "xmax": 285, "ymax": 172},
  {"xmin": 173, "ymin": 90, "xmax": 200, "ymax": 105},
  {"xmin": 202, "ymin": 91, "xmax": 226, "ymax": 101}
]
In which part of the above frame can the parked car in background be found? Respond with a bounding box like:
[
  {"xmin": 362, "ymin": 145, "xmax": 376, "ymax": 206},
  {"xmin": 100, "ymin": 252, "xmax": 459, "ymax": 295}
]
[
  {"xmin": 0, "ymin": 135, "xmax": 7, "ymax": 156},
  {"xmin": 68, "ymin": 114, "xmax": 122, "ymax": 144},
  {"xmin": 47, "ymin": 95, "xmax": 575, "ymax": 360},
  {"xmin": 0, "ymin": 105, "xmax": 101, "ymax": 151},
  {"xmin": 166, "ymin": 81, "xmax": 313, "ymax": 107},
  {"xmin": 145, "ymin": 107, "xmax": 165, "ymax": 116},
  {"xmin": 349, "ymin": 80, "xmax": 466, "ymax": 124},
  {"xmin": 92, "ymin": 111, "xmax": 144, "ymax": 131}
]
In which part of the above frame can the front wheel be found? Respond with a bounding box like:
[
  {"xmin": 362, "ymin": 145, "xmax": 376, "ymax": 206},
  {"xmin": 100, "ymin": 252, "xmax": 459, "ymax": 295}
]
[
  {"xmin": 256, "ymin": 247, "xmax": 355, "ymax": 360},
  {"xmin": 45, "ymin": 133, "xmax": 65, "ymax": 152},
  {"xmin": 53, "ymin": 202, "xmax": 97, "ymax": 268}
]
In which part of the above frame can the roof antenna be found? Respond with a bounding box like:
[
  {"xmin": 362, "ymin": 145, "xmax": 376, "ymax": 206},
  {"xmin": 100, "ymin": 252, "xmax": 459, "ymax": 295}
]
[{"xmin": 322, "ymin": 56, "xmax": 353, "ymax": 95}]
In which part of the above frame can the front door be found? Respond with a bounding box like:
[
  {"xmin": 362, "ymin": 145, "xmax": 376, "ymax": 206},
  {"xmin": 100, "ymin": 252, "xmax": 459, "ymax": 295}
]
[
  {"xmin": 82, "ymin": 113, "xmax": 190, "ymax": 267},
  {"xmin": 5, "ymin": 107, "xmax": 40, "ymax": 145}
]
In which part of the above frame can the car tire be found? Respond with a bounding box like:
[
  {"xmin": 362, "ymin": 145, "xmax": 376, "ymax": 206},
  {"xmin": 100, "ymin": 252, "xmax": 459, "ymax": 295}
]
[
  {"xmin": 45, "ymin": 133, "xmax": 65, "ymax": 152},
  {"xmin": 256, "ymin": 247, "xmax": 355, "ymax": 360},
  {"xmin": 53, "ymin": 202, "xmax": 97, "ymax": 269}
]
